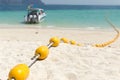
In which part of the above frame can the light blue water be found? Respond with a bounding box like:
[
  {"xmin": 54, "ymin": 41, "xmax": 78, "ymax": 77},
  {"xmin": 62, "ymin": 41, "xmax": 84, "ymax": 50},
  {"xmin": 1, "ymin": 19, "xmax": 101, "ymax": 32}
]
[{"xmin": 0, "ymin": 9, "xmax": 120, "ymax": 29}]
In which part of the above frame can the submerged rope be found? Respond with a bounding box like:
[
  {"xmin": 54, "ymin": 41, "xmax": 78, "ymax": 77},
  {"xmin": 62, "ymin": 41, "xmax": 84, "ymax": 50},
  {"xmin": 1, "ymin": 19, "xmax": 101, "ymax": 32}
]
[
  {"xmin": 93, "ymin": 17, "xmax": 119, "ymax": 47},
  {"xmin": 60, "ymin": 17, "xmax": 119, "ymax": 47}
]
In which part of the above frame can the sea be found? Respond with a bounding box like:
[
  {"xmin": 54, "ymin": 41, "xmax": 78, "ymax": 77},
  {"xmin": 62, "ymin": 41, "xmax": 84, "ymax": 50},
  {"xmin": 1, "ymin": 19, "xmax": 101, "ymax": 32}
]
[{"xmin": 0, "ymin": 5, "xmax": 120, "ymax": 29}]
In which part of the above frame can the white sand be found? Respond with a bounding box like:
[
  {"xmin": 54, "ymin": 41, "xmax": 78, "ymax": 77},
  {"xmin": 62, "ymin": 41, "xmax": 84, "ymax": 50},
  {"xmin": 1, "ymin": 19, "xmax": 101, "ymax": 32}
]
[{"xmin": 0, "ymin": 25, "xmax": 120, "ymax": 80}]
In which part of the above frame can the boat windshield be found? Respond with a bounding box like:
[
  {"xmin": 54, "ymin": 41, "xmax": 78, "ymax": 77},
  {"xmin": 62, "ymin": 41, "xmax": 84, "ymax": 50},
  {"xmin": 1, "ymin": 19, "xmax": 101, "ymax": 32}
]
[
  {"xmin": 28, "ymin": 10, "xmax": 38, "ymax": 15},
  {"xmin": 28, "ymin": 8, "xmax": 44, "ymax": 14}
]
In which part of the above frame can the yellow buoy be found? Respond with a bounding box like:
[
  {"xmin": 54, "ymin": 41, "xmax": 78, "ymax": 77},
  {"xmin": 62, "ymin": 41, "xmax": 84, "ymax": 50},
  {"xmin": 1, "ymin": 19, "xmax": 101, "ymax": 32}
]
[
  {"xmin": 61, "ymin": 37, "xmax": 69, "ymax": 43},
  {"xmin": 35, "ymin": 46, "xmax": 49, "ymax": 60},
  {"xmin": 77, "ymin": 43, "xmax": 82, "ymax": 46},
  {"xmin": 8, "ymin": 64, "xmax": 29, "ymax": 80},
  {"xmin": 94, "ymin": 44, "xmax": 100, "ymax": 47},
  {"xmin": 49, "ymin": 37, "xmax": 60, "ymax": 47},
  {"xmin": 70, "ymin": 40, "xmax": 76, "ymax": 45}
]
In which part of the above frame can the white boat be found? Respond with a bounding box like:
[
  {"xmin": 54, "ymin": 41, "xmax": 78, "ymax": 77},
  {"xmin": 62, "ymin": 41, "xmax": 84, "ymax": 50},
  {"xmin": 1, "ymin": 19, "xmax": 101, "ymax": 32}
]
[{"xmin": 24, "ymin": 8, "xmax": 46, "ymax": 24}]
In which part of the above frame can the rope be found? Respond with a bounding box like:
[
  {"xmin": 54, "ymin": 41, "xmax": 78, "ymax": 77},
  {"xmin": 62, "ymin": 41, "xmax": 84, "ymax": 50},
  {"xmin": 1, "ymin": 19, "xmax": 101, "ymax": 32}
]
[
  {"xmin": 93, "ymin": 17, "xmax": 119, "ymax": 47},
  {"xmin": 8, "ymin": 21, "xmax": 120, "ymax": 79}
]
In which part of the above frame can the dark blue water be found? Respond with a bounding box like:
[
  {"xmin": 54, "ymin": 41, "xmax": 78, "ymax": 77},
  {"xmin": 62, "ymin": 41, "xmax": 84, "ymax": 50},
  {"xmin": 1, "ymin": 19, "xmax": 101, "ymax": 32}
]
[{"xmin": 1, "ymin": 5, "xmax": 120, "ymax": 10}]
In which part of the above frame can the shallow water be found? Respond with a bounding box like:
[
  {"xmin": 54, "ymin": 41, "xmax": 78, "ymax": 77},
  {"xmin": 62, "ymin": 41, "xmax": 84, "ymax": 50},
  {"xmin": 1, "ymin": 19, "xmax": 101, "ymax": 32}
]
[{"xmin": 0, "ymin": 9, "xmax": 120, "ymax": 29}]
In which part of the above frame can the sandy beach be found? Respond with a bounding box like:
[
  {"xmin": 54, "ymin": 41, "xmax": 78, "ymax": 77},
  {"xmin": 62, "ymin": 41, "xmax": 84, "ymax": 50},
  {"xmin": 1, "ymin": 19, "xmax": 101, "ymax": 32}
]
[{"xmin": 0, "ymin": 25, "xmax": 120, "ymax": 80}]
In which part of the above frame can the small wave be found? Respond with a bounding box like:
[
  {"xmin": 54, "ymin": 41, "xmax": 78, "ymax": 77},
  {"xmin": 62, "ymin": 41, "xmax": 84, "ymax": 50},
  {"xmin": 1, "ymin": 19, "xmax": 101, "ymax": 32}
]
[
  {"xmin": 86, "ymin": 27, "xmax": 96, "ymax": 30},
  {"xmin": 46, "ymin": 25, "xmax": 55, "ymax": 28},
  {"xmin": 85, "ymin": 26, "xmax": 103, "ymax": 30}
]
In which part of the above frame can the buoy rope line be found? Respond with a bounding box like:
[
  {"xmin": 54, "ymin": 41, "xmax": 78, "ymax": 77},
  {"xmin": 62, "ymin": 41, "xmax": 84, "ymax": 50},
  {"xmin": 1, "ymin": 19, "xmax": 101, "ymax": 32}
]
[
  {"xmin": 60, "ymin": 18, "xmax": 119, "ymax": 47},
  {"xmin": 7, "ymin": 18, "xmax": 119, "ymax": 80},
  {"xmin": 93, "ymin": 17, "xmax": 119, "ymax": 47},
  {"xmin": 8, "ymin": 37, "xmax": 60, "ymax": 80}
]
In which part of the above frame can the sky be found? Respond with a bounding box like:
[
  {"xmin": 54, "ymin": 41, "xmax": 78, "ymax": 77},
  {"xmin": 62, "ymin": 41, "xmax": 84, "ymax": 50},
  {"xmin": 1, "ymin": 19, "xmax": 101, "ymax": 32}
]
[{"xmin": 41, "ymin": 0, "xmax": 120, "ymax": 5}]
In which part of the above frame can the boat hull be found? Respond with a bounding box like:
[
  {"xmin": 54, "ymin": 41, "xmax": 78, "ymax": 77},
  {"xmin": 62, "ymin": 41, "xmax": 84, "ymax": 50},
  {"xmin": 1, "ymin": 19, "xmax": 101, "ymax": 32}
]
[{"xmin": 24, "ymin": 13, "xmax": 46, "ymax": 24}]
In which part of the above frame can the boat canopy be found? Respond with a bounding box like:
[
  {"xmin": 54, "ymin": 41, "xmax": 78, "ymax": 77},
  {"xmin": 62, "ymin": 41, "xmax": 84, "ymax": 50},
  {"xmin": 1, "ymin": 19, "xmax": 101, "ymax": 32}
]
[{"xmin": 28, "ymin": 8, "xmax": 44, "ymax": 13}]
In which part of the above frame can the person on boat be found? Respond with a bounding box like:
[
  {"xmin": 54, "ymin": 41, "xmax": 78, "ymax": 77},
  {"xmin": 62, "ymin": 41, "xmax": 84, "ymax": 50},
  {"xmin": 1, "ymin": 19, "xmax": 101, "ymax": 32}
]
[
  {"xmin": 27, "ymin": 4, "xmax": 33, "ymax": 13},
  {"xmin": 40, "ymin": 10, "xmax": 43, "ymax": 15}
]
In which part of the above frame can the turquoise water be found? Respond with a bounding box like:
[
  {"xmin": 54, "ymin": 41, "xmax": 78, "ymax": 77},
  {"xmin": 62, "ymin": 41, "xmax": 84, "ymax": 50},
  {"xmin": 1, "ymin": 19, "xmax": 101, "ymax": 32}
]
[{"xmin": 0, "ymin": 9, "xmax": 120, "ymax": 29}]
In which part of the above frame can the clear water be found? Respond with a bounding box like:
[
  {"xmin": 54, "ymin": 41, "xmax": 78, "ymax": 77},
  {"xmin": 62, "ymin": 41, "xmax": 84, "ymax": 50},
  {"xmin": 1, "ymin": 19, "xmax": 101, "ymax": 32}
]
[{"xmin": 0, "ymin": 9, "xmax": 120, "ymax": 29}]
